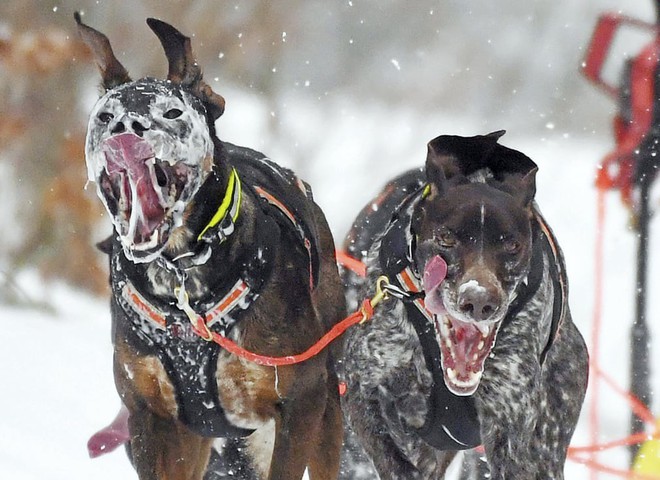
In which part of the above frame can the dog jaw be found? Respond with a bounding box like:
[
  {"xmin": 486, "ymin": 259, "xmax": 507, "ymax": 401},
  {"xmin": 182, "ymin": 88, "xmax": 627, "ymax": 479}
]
[{"xmin": 85, "ymin": 79, "xmax": 214, "ymax": 263}]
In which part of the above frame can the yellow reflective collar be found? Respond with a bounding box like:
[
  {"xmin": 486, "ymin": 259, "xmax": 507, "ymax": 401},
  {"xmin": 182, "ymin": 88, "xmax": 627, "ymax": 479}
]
[
  {"xmin": 422, "ymin": 184, "xmax": 432, "ymax": 198},
  {"xmin": 197, "ymin": 168, "xmax": 242, "ymax": 241}
]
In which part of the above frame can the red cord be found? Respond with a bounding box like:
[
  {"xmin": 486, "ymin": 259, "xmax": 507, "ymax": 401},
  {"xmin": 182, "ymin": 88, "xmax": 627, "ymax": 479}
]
[
  {"xmin": 190, "ymin": 299, "xmax": 375, "ymax": 367},
  {"xmin": 593, "ymin": 364, "xmax": 656, "ymax": 426},
  {"xmin": 569, "ymin": 432, "xmax": 653, "ymax": 454},
  {"xmin": 183, "ymin": 252, "xmax": 373, "ymax": 367},
  {"xmin": 336, "ymin": 250, "xmax": 367, "ymax": 277}
]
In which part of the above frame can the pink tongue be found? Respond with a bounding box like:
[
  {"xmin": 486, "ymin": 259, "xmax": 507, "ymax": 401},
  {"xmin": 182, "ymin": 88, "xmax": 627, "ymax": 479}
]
[
  {"xmin": 102, "ymin": 134, "xmax": 163, "ymax": 240},
  {"xmin": 87, "ymin": 405, "xmax": 129, "ymax": 458},
  {"xmin": 102, "ymin": 133, "xmax": 154, "ymax": 171},
  {"xmin": 423, "ymin": 255, "xmax": 448, "ymax": 313},
  {"xmin": 451, "ymin": 321, "xmax": 485, "ymax": 372}
]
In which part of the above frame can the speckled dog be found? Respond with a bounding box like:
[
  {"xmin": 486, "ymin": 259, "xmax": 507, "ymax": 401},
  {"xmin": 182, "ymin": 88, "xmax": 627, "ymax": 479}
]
[{"xmin": 341, "ymin": 132, "xmax": 588, "ymax": 479}]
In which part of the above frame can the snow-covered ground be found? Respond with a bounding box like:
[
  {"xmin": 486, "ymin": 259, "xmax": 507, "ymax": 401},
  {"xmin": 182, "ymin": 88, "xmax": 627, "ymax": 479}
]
[{"xmin": 1, "ymin": 94, "xmax": 659, "ymax": 479}]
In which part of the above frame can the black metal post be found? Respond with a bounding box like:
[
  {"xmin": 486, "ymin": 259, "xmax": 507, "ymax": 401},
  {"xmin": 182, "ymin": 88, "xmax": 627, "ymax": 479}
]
[
  {"xmin": 628, "ymin": 3, "xmax": 660, "ymax": 463},
  {"xmin": 628, "ymin": 158, "xmax": 653, "ymax": 462}
]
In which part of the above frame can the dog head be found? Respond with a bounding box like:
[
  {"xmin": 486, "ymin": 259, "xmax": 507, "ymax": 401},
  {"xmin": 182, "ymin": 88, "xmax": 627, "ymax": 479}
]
[
  {"xmin": 77, "ymin": 14, "xmax": 226, "ymax": 262},
  {"xmin": 411, "ymin": 131, "xmax": 538, "ymax": 396}
]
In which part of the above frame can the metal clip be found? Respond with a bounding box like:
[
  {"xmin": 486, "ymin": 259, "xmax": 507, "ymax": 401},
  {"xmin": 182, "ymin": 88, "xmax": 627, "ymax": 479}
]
[{"xmin": 360, "ymin": 275, "xmax": 391, "ymax": 323}]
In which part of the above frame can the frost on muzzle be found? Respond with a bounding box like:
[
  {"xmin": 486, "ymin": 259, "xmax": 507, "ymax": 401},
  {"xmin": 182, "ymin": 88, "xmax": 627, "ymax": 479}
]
[{"xmin": 85, "ymin": 80, "xmax": 214, "ymax": 263}]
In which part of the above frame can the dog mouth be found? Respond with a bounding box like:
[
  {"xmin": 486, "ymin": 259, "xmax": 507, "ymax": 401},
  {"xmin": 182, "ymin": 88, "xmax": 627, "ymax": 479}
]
[
  {"xmin": 433, "ymin": 315, "xmax": 500, "ymax": 396},
  {"xmin": 98, "ymin": 133, "xmax": 194, "ymax": 260},
  {"xmin": 423, "ymin": 255, "xmax": 501, "ymax": 396}
]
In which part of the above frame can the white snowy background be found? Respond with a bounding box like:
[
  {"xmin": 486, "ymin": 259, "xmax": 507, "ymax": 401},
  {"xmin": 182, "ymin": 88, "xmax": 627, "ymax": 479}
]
[{"xmin": 1, "ymin": 1, "xmax": 660, "ymax": 479}]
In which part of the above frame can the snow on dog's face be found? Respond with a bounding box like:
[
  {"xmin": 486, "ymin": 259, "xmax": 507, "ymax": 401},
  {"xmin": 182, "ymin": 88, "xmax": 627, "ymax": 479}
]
[
  {"xmin": 412, "ymin": 132, "xmax": 537, "ymax": 396},
  {"xmin": 85, "ymin": 79, "xmax": 213, "ymax": 262},
  {"xmin": 76, "ymin": 14, "xmax": 225, "ymax": 263}
]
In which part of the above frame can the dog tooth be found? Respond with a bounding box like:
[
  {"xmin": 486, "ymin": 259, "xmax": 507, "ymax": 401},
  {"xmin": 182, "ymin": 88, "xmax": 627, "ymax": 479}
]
[
  {"xmin": 475, "ymin": 322, "xmax": 491, "ymax": 336},
  {"xmin": 472, "ymin": 353, "xmax": 478, "ymax": 361},
  {"xmin": 447, "ymin": 368, "xmax": 456, "ymax": 380},
  {"xmin": 477, "ymin": 340, "xmax": 485, "ymax": 350}
]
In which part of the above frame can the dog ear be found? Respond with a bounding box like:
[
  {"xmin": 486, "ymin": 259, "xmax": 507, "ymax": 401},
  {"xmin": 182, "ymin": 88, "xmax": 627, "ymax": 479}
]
[
  {"xmin": 74, "ymin": 12, "xmax": 131, "ymax": 90},
  {"xmin": 147, "ymin": 18, "xmax": 226, "ymax": 120},
  {"xmin": 425, "ymin": 131, "xmax": 505, "ymax": 195},
  {"xmin": 508, "ymin": 167, "xmax": 538, "ymax": 207},
  {"xmin": 146, "ymin": 18, "xmax": 199, "ymax": 85}
]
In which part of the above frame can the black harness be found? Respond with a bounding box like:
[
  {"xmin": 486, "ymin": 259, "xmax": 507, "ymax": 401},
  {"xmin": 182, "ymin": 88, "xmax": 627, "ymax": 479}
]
[
  {"xmin": 378, "ymin": 188, "xmax": 566, "ymax": 450},
  {"xmin": 110, "ymin": 147, "xmax": 320, "ymax": 438}
]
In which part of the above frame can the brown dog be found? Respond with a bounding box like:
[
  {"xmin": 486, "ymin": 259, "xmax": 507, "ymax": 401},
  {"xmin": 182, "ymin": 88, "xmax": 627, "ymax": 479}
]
[{"xmin": 76, "ymin": 14, "xmax": 344, "ymax": 480}]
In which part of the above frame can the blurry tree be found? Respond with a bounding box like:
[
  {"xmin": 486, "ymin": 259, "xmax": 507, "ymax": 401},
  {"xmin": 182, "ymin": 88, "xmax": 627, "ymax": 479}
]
[{"xmin": 0, "ymin": 1, "xmax": 108, "ymax": 301}]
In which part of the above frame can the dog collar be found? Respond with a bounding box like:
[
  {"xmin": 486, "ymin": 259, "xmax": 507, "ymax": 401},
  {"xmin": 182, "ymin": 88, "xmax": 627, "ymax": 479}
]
[{"xmin": 197, "ymin": 167, "xmax": 242, "ymax": 243}]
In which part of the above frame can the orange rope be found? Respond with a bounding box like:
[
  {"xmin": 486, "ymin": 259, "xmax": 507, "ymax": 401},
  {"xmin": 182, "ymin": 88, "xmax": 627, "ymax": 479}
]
[
  {"xmin": 569, "ymin": 432, "xmax": 654, "ymax": 454},
  {"xmin": 190, "ymin": 298, "xmax": 375, "ymax": 367},
  {"xmin": 336, "ymin": 250, "xmax": 367, "ymax": 277},
  {"xmin": 579, "ymin": 186, "xmax": 657, "ymax": 478},
  {"xmin": 593, "ymin": 364, "xmax": 656, "ymax": 426}
]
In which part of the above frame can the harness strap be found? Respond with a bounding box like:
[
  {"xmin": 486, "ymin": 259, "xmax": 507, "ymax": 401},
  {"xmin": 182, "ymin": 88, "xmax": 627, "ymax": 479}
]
[
  {"xmin": 232, "ymin": 153, "xmax": 321, "ymax": 290},
  {"xmin": 254, "ymin": 186, "xmax": 316, "ymax": 291},
  {"xmin": 534, "ymin": 210, "xmax": 568, "ymax": 362},
  {"xmin": 377, "ymin": 214, "xmax": 481, "ymax": 450},
  {"xmin": 121, "ymin": 277, "xmax": 254, "ymax": 336}
]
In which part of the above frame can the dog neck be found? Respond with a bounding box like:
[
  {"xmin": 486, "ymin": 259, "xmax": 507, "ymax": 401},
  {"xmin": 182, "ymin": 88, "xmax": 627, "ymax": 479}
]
[{"xmin": 117, "ymin": 155, "xmax": 276, "ymax": 306}]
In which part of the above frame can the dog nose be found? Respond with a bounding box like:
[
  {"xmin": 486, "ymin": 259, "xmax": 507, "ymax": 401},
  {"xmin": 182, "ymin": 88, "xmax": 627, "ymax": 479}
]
[
  {"xmin": 111, "ymin": 119, "xmax": 150, "ymax": 136},
  {"xmin": 458, "ymin": 287, "xmax": 499, "ymax": 321}
]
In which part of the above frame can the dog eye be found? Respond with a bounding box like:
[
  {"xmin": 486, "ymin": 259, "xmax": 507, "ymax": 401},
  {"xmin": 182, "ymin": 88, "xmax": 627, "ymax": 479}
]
[
  {"xmin": 503, "ymin": 239, "xmax": 521, "ymax": 254},
  {"xmin": 98, "ymin": 112, "xmax": 114, "ymax": 124},
  {"xmin": 163, "ymin": 108, "xmax": 183, "ymax": 119},
  {"xmin": 436, "ymin": 231, "xmax": 457, "ymax": 248}
]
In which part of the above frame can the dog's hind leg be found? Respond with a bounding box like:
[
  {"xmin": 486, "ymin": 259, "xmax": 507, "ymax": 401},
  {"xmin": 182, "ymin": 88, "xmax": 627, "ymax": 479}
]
[{"xmin": 204, "ymin": 439, "xmax": 260, "ymax": 480}]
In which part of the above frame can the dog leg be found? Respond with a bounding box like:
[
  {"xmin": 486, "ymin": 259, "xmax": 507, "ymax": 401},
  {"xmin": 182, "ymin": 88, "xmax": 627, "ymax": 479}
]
[
  {"xmin": 127, "ymin": 409, "xmax": 214, "ymax": 480},
  {"xmin": 476, "ymin": 320, "xmax": 588, "ymax": 479},
  {"xmin": 346, "ymin": 396, "xmax": 426, "ymax": 480},
  {"xmin": 114, "ymin": 342, "xmax": 214, "ymax": 480},
  {"xmin": 307, "ymin": 371, "xmax": 343, "ymax": 480},
  {"xmin": 476, "ymin": 362, "xmax": 542, "ymax": 479},
  {"xmin": 529, "ymin": 320, "xmax": 589, "ymax": 479},
  {"xmin": 266, "ymin": 366, "xmax": 334, "ymax": 480}
]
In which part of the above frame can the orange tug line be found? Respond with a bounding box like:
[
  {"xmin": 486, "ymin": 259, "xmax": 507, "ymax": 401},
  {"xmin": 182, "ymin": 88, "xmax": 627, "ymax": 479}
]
[{"xmin": 189, "ymin": 297, "xmax": 377, "ymax": 367}]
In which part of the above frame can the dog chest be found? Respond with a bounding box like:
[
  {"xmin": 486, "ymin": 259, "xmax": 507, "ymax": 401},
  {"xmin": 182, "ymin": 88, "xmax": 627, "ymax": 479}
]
[{"xmin": 215, "ymin": 348, "xmax": 278, "ymax": 430}]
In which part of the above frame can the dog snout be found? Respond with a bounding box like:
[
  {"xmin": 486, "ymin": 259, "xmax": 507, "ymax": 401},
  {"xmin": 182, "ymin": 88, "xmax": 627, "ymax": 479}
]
[
  {"xmin": 457, "ymin": 283, "xmax": 500, "ymax": 321},
  {"xmin": 111, "ymin": 117, "xmax": 151, "ymax": 136}
]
